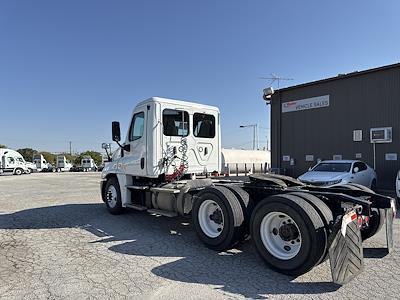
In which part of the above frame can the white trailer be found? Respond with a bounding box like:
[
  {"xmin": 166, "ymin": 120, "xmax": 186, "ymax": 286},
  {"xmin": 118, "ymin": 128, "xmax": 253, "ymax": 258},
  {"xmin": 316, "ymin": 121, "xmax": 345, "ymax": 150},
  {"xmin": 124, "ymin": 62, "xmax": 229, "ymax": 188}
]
[
  {"xmin": 55, "ymin": 155, "xmax": 73, "ymax": 172},
  {"xmin": 0, "ymin": 149, "xmax": 30, "ymax": 175},
  {"xmin": 81, "ymin": 156, "xmax": 97, "ymax": 172},
  {"xmin": 100, "ymin": 97, "xmax": 395, "ymax": 285}
]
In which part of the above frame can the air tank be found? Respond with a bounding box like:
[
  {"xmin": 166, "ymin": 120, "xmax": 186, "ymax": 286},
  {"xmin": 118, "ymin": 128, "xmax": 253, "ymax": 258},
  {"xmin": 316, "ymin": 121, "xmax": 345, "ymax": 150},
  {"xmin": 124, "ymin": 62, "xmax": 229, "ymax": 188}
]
[{"xmin": 221, "ymin": 148, "xmax": 271, "ymax": 175}]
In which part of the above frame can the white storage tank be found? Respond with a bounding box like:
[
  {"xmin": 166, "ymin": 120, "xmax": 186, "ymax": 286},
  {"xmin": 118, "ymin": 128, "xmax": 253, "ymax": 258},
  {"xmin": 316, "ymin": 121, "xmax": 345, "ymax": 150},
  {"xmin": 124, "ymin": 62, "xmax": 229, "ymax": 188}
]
[{"xmin": 221, "ymin": 148, "xmax": 271, "ymax": 175}]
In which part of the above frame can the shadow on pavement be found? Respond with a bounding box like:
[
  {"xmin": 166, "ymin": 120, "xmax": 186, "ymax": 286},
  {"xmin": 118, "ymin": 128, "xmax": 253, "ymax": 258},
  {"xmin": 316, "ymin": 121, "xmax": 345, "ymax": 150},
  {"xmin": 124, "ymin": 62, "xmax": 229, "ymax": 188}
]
[
  {"xmin": 363, "ymin": 247, "xmax": 389, "ymax": 258},
  {"xmin": 0, "ymin": 203, "xmax": 340, "ymax": 298}
]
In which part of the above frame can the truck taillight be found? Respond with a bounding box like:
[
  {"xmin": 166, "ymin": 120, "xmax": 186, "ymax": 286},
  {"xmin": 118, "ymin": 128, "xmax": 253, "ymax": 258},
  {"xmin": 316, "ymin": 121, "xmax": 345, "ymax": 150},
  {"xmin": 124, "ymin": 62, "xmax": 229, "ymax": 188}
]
[{"xmin": 357, "ymin": 216, "xmax": 363, "ymax": 228}]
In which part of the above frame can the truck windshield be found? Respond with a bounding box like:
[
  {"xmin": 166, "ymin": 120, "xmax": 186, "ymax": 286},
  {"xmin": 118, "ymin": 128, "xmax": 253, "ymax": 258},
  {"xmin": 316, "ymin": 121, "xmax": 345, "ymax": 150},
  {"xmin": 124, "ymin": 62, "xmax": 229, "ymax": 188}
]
[{"xmin": 312, "ymin": 163, "xmax": 351, "ymax": 172}]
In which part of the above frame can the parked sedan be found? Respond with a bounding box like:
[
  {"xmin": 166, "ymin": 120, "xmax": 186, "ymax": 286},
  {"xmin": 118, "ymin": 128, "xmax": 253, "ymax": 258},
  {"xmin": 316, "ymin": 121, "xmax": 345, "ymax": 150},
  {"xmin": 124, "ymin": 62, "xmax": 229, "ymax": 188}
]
[{"xmin": 298, "ymin": 160, "xmax": 377, "ymax": 189}]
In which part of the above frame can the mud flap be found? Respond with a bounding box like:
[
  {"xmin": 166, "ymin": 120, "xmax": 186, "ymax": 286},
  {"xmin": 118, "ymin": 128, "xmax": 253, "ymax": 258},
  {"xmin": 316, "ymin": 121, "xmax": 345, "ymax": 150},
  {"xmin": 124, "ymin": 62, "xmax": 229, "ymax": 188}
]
[
  {"xmin": 385, "ymin": 207, "xmax": 394, "ymax": 253},
  {"xmin": 328, "ymin": 212, "xmax": 364, "ymax": 285}
]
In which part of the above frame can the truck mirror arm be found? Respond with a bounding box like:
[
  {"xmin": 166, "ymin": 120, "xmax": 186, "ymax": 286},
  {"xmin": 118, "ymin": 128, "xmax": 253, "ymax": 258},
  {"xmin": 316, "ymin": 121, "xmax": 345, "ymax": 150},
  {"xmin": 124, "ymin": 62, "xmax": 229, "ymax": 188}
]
[{"xmin": 115, "ymin": 141, "xmax": 130, "ymax": 152}]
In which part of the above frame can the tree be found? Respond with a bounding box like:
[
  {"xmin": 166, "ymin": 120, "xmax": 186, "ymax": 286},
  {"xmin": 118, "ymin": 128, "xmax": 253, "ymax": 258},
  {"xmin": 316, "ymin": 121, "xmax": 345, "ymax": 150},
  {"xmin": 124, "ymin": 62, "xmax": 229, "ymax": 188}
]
[
  {"xmin": 0, "ymin": 144, "xmax": 7, "ymax": 148},
  {"xmin": 16, "ymin": 148, "xmax": 38, "ymax": 162},
  {"xmin": 75, "ymin": 151, "xmax": 103, "ymax": 166},
  {"xmin": 58, "ymin": 153, "xmax": 77, "ymax": 164},
  {"xmin": 40, "ymin": 152, "xmax": 56, "ymax": 165}
]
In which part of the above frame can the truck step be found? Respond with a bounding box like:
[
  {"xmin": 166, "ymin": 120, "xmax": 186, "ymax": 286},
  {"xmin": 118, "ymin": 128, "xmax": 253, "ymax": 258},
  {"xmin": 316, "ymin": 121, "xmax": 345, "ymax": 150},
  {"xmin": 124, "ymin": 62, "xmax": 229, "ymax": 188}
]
[
  {"xmin": 147, "ymin": 209, "xmax": 178, "ymax": 217},
  {"xmin": 126, "ymin": 185, "xmax": 149, "ymax": 190},
  {"xmin": 150, "ymin": 187, "xmax": 181, "ymax": 194},
  {"xmin": 125, "ymin": 203, "xmax": 147, "ymax": 211}
]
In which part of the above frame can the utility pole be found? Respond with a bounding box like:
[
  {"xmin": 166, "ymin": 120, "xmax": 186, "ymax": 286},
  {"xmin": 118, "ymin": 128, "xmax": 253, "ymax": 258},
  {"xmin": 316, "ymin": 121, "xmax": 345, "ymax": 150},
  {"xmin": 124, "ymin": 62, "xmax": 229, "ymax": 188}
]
[
  {"xmin": 239, "ymin": 124, "xmax": 259, "ymax": 150},
  {"xmin": 69, "ymin": 141, "xmax": 72, "ymax": 155}
]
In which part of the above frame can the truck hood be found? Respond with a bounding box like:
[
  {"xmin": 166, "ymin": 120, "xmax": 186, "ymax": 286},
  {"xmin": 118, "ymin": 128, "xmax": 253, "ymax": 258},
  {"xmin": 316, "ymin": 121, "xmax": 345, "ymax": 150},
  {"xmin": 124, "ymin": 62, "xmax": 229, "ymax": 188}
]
[{"xmin": 298, "ymin": 171, "xmax": 346, "ymax": 183}]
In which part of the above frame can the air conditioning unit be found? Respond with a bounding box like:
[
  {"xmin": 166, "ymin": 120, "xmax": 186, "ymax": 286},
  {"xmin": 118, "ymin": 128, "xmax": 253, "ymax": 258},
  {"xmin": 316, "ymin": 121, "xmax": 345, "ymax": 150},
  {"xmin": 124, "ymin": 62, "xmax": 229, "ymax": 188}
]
[{"xmin": 370, "ymin": 127, "xmax": 392, "ymax": 143}]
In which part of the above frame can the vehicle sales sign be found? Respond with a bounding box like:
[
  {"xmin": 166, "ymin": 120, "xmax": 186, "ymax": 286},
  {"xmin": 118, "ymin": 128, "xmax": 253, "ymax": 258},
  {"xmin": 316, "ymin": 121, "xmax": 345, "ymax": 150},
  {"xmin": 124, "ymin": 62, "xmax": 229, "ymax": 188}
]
[{"xmin": 282, "ymin": 95, "xmax": 330, "ymax": 113}]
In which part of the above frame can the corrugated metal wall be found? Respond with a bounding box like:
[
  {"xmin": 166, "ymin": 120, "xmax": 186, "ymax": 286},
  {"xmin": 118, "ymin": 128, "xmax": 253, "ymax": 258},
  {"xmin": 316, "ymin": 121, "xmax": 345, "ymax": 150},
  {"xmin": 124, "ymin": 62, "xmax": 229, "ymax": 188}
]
[{"xmin": 271, "ymin": 65, "xmax": 400, "ymax": 189}]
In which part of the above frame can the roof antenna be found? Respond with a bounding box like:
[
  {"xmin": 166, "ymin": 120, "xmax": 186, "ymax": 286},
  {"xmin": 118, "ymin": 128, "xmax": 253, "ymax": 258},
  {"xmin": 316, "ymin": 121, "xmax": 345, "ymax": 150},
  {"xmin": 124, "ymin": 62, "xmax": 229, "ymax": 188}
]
[{"xmin": 259, "ymin": 73, "xmax": 293, "ymax": 90}]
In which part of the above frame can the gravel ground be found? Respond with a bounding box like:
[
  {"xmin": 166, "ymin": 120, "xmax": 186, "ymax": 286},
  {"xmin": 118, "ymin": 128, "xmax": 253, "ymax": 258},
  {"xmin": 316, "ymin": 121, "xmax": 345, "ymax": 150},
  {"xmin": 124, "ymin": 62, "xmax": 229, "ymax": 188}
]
[{"xmin": 0, "ymin": 172, "xmax": 399, "ymax": 300}]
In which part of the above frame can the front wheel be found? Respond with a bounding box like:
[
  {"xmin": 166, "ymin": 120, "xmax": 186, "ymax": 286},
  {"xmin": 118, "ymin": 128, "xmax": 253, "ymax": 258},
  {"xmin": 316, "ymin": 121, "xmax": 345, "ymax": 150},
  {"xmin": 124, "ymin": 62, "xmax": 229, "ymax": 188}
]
[
  {"xmin": 104, "ymin": 177, "xmax": 124, "ymax": 215},
  {"xmin": 251, "ymin": 194, "xmax": 328, "ymax": 276},
  {"xmin": 14, "ymin": 168, "xmax": 23, "ymax": 175}
]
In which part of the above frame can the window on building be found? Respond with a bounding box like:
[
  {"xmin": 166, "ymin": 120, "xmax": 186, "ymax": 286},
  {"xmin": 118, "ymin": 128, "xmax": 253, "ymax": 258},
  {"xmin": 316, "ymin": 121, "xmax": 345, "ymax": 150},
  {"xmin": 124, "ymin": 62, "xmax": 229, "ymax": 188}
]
[
  {"xmin": 163, "ymin": 109, "xmax": 189, "ymax": 136},
  {"xmin": 129, "ymin": 112, "xmax": 145, "ymax": 141},
  {"xmin": 193, "ymin": 113, "xmax": 215, "ymax": 138}
]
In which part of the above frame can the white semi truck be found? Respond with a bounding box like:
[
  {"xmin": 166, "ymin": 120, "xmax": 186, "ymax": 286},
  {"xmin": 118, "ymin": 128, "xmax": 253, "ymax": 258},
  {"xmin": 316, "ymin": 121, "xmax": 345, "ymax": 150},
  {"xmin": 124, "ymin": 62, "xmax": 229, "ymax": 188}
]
[
  {"xmin": 81, "ymin": 156, "xmax": 97, "ymax": 172},
  {"xmin": 0, "ymin": 148, "xmax": 30, "ymax": 175},
  {"xmin": 101, "ymin": 97, "xmax": 396, "ymax": 284},
  {"xmin": 33, "ymin": 154, "xmax": 51, "ymax": 172},
  {"xmin": 55, "ymin": 155, "xmax": 73, "ymax": 172}
]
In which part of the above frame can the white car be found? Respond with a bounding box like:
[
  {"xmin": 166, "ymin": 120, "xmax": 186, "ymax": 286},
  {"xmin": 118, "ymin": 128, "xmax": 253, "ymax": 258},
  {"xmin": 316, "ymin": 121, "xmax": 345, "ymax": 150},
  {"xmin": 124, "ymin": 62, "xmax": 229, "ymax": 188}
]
[{"xmin": 298, "ymin": 160, "xmax": 377, "ymax": 189}]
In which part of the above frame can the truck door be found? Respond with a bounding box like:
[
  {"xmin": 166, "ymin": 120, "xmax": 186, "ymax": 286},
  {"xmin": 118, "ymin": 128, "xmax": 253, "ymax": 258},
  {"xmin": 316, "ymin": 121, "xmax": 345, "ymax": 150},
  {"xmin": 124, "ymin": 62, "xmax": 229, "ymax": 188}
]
[
  {"xmin": 191, "ymin": 112, "xmax": 218, "ymax": 172},
  {"xmin": 161, "ymin": 108, "xmax": 189, "ymax": 174},
  {"xmin": 123, "ymin": 109, "xmax": 147, "ymax": 176},
  {"xmin": 5, "ymin": 156, "xmax": 16, "ymax": 169}
]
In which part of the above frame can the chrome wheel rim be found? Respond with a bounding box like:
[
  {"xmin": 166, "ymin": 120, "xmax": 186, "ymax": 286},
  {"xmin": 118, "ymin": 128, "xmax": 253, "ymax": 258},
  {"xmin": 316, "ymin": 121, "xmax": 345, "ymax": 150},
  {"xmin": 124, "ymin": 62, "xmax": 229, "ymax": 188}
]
[
  {"xmin": 260, "ymin": 212, "xmax": 302, "ymax": 260},
  {"xmin": 198, "ymin": 200, "xmax": 224, "ymax": 238},
  {"xmin": 107, "ymin": 185, "xmax": 118, "ymax": 208}
]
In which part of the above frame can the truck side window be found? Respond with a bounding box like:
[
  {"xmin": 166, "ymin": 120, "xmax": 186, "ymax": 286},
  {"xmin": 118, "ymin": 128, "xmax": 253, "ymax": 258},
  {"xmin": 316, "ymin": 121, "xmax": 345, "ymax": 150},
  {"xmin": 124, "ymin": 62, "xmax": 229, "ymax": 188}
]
[
  {"xmin": 129, "ymin": 112, "xmax": 145, "ymax": 141},
  {"xmin": 7, "ymin": 157, "xmax": 15, "ymax": 164},
  {"xmin": 163, "ymin": 109, "xmax": 189, "ymax": 136},
  {"xmin": 193, "ymin": 113, "xmax": 215, "ymax": 138}
]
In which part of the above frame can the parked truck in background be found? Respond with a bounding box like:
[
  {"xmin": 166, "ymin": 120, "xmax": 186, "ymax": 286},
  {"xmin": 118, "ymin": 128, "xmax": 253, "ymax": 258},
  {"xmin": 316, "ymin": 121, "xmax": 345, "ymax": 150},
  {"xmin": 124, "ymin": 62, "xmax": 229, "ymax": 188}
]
[
  {"xmin": 0, "ymin": 148, "xmax": 30, "ymax": 175},
  {"xmin": 100, "ymin": 97, "xmax": 396, "ymax": 285},
  {"xmin": 55, "ymin": 155, "xmax": 73, "ymax": 172},
  {"xmin": 33, "ymin": 154, "xmax": 51, "ymax": 172},
  {"xmin": 81, "ymin": 156, "xmax": 97, "ymax": 172}
]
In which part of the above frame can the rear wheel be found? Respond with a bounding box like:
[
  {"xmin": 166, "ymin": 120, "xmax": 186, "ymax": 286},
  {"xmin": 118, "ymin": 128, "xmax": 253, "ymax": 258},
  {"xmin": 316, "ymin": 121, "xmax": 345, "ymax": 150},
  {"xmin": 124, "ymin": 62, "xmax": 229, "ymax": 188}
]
[
  {"xmin": 371, "ymin": 179, "xmax": 377, "ymax": 191},
  {"xmin": 223, "ymin": 185, "xmax": 254, "ymax": 241},
  {"xmin": 192, "ymin": 186, "xmax": 244, "ymax": 251},
  {"xmin": 25, "ymin": 168, "xmax": 32, "ymax": 174},
  {"xmin": 104, "ymin": 177, "xmax": 124, "ymax": 215},
  {"xmin": 251, "ymin": 194, "xmax": 327, "ymax": 276}
]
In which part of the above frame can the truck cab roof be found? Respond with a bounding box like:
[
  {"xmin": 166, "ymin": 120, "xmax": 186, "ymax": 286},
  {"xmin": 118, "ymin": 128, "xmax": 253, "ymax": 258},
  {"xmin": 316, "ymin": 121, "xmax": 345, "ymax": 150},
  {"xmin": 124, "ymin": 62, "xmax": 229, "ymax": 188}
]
[{"xmin": 135, "ymin": 97, "xmax": 220, "ymax": 113}]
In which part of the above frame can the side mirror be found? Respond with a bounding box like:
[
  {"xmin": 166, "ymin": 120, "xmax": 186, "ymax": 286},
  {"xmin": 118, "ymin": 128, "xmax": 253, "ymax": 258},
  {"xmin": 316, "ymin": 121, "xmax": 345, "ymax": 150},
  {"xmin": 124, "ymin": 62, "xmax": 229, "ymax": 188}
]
[
  {"xmin": 353, "ymin": 167, "xmax": 359, "ymax": 173},
  {"xmin": 112, "ymin": 121, "xmax": 121, "ymax": 142}
]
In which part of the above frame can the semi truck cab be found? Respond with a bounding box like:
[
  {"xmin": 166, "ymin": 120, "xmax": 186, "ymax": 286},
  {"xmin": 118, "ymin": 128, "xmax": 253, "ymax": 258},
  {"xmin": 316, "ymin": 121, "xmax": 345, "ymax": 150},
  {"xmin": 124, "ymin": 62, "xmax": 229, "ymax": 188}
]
[
  {"xmin": 0, "ymin": 149, "xmax": 29, "ymax": 175},
  {"xmin": 103, "ymin": 97, "xmax": 221, "ymax": 179}
]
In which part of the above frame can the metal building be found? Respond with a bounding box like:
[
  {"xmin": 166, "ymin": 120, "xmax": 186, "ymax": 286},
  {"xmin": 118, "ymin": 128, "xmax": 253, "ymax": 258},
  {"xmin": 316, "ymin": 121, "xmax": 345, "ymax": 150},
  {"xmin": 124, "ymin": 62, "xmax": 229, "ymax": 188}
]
[{"xmin": 270, "ymin": 63, "xmax": 400, "ymax": 189}]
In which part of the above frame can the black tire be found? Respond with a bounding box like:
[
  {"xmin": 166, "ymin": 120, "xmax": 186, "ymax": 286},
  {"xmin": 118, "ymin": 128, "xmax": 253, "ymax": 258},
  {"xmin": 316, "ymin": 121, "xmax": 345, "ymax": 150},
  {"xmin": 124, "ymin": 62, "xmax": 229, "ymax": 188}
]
[
  {"xmin": 25, "ymin": 168, "xmax": 32, "ymax": 174},
  {"xmin": 361, "ymin": 207, "xmax": 385, "ymax": 241},
  {"xmin": 338, "ymin": 183, "xmax": 384, "ymax": 240},
  {"xmin": 14, "ymin": 168, "xmax": 23, "ymax": 175},
  {"xmin": 288, "ymin": 192, "xmax": 333, "ymax": 264},
  {"xmin": 371, "ymin": 179, "xmax": 377, "ymax": 191},
  {"xmin": 250, "ymin": 194, "xmax": 327, "ymax": 276},
  {"xmin": 223, "ymin": 185, "xmax": 254, "ymax": 241},
  {"xmin": 192, "ymin": 186, "xmax": 244, "ymax": 251},
  {"xmin": 104, "ymin": 177, "xmax": 124, "ymax": 215}
]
